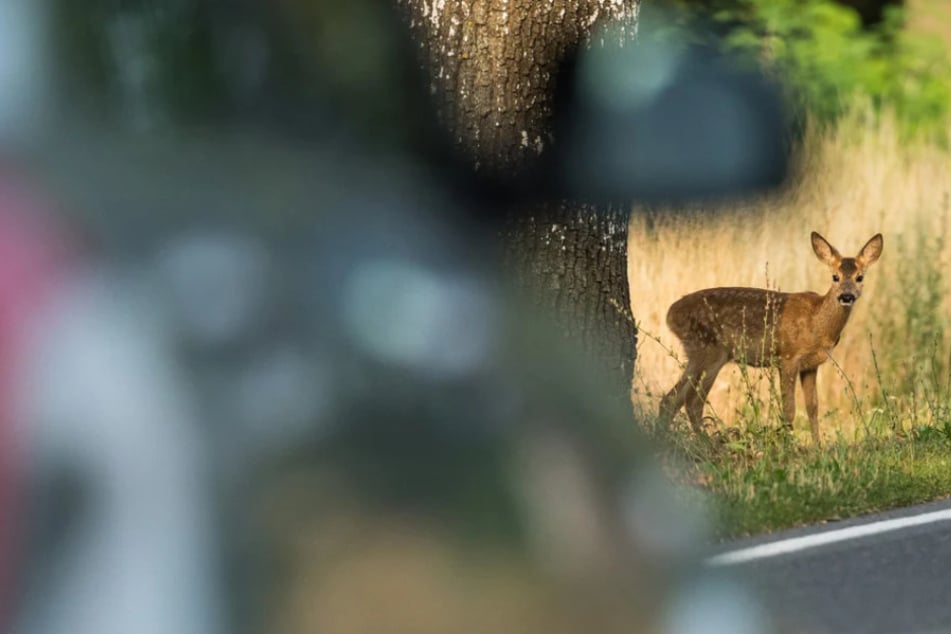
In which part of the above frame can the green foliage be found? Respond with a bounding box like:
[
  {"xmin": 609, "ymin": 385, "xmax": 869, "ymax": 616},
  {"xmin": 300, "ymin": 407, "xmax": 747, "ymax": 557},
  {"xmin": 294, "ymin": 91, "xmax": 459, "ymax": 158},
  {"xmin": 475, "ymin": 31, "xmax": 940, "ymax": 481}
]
[
  {"xmin": 660, "ymin": 412, "xmax": 951, "ymax": 537},
  {"xmin": 709, "ymin": 436, "xmax": 951, "ymax": 536},
  {"xmin": 666, "ymin": 0, "xmax": 951, "ymax": 140}
]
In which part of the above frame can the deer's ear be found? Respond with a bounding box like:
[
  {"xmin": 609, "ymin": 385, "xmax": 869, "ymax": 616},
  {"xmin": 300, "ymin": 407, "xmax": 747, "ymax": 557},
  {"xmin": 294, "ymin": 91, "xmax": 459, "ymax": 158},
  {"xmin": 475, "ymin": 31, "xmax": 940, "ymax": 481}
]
[
  {"xmin": 811, "ymin": 232, "xmax": 841, "ymax": 267},
  {"xmin": 857, "ymin": 233, "xmax": 883, "ymax": 267}
]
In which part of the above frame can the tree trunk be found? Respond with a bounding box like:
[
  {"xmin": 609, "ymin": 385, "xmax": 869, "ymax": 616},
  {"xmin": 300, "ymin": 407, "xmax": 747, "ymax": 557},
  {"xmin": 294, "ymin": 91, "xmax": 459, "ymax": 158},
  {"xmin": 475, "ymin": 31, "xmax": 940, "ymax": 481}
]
[
  {"xmin": 396, "ymin": 0, "xmax": 640, "ymax": 398},
  {"xmin": 503, "ymin": 203, "xmax": 634, "ymax": 391}
]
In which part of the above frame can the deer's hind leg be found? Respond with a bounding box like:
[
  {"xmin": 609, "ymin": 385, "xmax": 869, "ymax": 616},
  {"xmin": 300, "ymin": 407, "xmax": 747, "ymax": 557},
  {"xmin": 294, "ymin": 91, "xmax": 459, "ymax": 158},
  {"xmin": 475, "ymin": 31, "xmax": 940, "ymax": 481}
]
[
  {"xmin": 658, "ymin": 350, "xmax": 699, "ymax": 427},
  {"xmin": 659, "ymin": 371, "xmax": 692, "ymax": 429},
  {"xmin": 684, "ymin": 350, "xmax": 730, "ymax": 431},
  {"xmin": 659, "ymin": 347, "xmax": 727, "ymax": 434}
]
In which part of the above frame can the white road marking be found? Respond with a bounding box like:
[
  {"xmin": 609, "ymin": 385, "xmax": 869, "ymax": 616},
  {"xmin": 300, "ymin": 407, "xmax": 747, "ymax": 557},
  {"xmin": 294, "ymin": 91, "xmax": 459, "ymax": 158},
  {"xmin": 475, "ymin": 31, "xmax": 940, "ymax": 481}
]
[{"xmin": 706, "ymin": 508, "xmax": 951, "ymax": 566}]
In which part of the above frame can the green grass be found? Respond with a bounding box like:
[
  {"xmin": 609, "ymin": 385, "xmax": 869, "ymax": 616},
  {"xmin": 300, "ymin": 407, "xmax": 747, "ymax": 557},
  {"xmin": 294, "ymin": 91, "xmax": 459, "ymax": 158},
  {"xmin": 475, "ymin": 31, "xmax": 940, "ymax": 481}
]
[
  {"xmin": 647, "ymin": 362, "xmax": 951, "ymax": 538},
  {"xmin": 667, "ymin": 430, "xmax": 951, "ymax": 538}
]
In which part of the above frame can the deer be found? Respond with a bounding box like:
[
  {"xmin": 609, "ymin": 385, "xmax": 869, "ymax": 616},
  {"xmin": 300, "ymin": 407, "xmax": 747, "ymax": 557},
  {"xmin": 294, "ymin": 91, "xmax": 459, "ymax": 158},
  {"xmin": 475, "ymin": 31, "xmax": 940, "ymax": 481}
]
[{"xmin": 658, "ymin": 232, "xmax": 883, "ymax": 445}]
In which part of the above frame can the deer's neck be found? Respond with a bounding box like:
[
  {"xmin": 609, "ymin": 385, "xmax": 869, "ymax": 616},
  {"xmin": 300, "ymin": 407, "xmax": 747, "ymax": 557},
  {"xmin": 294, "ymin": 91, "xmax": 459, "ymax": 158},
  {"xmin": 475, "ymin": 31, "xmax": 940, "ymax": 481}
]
[{"xmin": 818, "ymin": 290, "xmax": 853, "ymax": 342}]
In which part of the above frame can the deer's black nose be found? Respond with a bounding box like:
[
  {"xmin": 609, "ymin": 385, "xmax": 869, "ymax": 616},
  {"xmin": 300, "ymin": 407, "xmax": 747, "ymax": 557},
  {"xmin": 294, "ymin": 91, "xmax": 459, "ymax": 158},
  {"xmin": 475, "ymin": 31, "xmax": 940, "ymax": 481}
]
[{"xmin": 838, "ymin": 293, "xmax": 856, "ymax": 305}]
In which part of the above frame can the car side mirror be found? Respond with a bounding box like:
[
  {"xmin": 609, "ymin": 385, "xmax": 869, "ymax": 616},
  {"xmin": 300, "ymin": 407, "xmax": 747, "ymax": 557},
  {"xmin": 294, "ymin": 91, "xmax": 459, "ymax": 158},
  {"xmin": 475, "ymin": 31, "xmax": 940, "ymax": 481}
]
[{"xmin": 548, "ymin": 25, "xmax": 791, "ymax": 204}]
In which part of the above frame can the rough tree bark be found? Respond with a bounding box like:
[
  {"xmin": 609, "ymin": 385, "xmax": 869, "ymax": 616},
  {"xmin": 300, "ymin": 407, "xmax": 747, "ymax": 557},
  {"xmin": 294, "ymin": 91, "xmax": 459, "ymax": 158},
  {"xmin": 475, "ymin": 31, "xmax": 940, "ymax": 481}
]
[{"xmin": 396, "ymin": 0, "xmax": 640, "ymax": 398}]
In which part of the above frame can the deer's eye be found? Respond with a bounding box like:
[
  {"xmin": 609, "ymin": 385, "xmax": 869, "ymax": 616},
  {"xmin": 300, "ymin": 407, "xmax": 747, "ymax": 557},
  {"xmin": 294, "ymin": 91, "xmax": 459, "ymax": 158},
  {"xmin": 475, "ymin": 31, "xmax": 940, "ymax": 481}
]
[
  {"xmin": 832, "ymin": 274, "xmax": 840, "ymax": 282},
  {"xmin": 857, "ymin": 275, "xmax": 864, "ymax": 282}
]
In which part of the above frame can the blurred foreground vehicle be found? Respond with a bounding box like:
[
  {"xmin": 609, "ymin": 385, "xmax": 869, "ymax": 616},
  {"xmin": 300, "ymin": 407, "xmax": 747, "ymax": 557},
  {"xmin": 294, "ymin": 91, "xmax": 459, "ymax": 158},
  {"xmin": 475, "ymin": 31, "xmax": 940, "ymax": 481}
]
[
  {"xmin": 4, "ymin": 157, "xmax": 769, "ymax": 634},
  {"xmin": 2, "ymin": 174, "xmax": 224, "ymax": 634},
  {"xmin": 6, "ymin": 0, "xmax": 790, "ymax": 632}
]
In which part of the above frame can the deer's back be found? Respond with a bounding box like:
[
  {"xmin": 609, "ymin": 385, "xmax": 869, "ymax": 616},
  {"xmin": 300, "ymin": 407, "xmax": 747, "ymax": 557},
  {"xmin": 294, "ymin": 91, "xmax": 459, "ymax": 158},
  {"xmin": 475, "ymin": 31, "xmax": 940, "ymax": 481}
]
[{"xmin": 667, "ymin": 287, "xmax": 788, "ymax": 363}]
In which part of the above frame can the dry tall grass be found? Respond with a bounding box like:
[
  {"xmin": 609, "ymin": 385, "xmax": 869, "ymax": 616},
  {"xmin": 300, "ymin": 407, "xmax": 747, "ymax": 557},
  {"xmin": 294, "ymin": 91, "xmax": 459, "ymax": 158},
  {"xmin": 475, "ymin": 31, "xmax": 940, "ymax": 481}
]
[{"xmin": 628, "ymin": 111, "xmax": 951, "ymax": 440}]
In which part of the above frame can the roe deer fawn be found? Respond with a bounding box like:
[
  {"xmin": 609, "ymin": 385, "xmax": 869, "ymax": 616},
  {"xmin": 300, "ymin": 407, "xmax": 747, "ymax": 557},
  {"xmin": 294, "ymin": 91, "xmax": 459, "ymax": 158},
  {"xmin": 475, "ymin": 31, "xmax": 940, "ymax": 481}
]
[{"xmin": 658, "ymin": 232, "xmax": 883, "ymax": 445}]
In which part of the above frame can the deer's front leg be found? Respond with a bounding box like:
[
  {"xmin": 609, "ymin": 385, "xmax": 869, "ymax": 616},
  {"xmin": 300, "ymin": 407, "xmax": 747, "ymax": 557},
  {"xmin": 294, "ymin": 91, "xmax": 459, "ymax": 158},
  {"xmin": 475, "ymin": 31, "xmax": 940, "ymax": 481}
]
[
  {"xmin": 800, "ymin": 368, "xmax": 820, "ymax": 446},
  {"xmin": 779, "ymin": 360, "xmax": 799, "ymax": 430}
]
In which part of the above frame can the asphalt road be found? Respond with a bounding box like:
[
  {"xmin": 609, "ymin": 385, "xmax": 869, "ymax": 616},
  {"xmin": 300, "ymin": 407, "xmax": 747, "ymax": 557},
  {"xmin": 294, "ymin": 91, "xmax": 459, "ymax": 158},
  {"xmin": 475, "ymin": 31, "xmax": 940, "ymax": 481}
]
[{"xmin": 706, "ymin": 498, "xmax": 951, "ymax": 634}]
